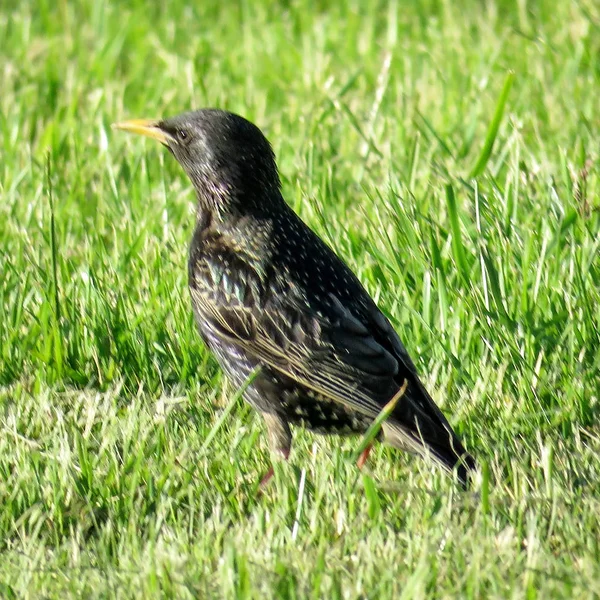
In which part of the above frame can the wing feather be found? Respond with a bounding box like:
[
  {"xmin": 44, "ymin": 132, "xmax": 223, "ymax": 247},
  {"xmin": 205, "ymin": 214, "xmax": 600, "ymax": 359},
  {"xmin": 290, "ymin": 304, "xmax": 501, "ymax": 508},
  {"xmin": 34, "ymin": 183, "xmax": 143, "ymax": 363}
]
[{"xmin": 190, "ymin": 283, "xmax": 394, "ymax": 418}]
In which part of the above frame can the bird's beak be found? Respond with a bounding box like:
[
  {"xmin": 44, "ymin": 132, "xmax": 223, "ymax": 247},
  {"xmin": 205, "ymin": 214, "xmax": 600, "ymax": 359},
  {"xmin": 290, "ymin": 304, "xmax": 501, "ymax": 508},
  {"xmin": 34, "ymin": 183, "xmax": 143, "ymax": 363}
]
[{"xmin": 111, "ymin": 119, "xmax": 174, "ymax": 145}]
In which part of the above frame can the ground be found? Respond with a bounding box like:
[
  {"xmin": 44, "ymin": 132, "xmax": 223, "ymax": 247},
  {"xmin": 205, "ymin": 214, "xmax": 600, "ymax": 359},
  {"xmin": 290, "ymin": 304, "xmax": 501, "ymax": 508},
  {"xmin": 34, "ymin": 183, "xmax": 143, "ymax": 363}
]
[{"xmin": 1, "ymin": 0, "xmax": 599, "ymax": 597}]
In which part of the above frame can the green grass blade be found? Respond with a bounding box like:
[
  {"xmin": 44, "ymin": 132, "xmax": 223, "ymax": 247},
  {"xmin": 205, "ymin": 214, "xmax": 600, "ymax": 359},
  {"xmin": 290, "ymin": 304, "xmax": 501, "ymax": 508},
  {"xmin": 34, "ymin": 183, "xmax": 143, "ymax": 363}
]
[
  {"xmin": 469, "ymin": 71, "xmax": 514, "ymax": 178},
  {"xmin": 445, "ymin": 183, "xmax": 470, "ymax": 281},
  {"xmin": 348, "ymin": 379, "xmax": 408, "ymax": 464},
  {"xmin": 200, "ymin": 366, "xmax": 261, "ymax": 454},
  {"xmin": 46, "ymin": 153, "xmax": 63, "ymax": 377}
]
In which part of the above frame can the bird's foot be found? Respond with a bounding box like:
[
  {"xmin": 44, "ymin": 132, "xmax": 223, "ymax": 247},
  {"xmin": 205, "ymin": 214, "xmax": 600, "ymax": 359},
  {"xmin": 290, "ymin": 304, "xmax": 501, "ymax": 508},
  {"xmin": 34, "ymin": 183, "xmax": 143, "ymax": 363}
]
[
  {"xmin": 259, "ymin": 447, "xmax": 290, "ymax": 489},
  {"xmin": 259, "ymin": 413, "xmax": 292, "ymax": 489},
  {"xmin": 259, "ymin": 466, "xmax": 275, "ymax": 487},
  {"xmin": 356, "ymin": 443, "xmax": 373, "ymax": 470}
]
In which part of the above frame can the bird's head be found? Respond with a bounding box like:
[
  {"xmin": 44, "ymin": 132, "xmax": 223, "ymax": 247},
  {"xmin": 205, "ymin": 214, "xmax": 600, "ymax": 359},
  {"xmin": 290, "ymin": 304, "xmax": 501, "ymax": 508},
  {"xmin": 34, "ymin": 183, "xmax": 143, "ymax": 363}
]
[{"xmin": 113, "ymin": 109, "xmax": 281, "ymax": 215}]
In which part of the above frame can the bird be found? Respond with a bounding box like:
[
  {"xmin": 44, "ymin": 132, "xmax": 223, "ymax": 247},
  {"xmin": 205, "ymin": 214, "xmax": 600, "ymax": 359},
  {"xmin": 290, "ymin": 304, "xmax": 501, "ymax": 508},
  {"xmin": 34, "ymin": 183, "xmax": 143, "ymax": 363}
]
[{"xmin": 113, "ymin": 109, "xmax": 476, "ymax": 487}]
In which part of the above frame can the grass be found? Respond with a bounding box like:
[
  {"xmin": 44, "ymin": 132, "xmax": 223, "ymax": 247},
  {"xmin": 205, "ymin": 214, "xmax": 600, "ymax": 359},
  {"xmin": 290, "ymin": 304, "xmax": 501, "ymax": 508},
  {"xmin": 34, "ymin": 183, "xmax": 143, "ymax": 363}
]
[{"xmin": 1, "ymin": 0, "xmax": 599, "ymax": 597}]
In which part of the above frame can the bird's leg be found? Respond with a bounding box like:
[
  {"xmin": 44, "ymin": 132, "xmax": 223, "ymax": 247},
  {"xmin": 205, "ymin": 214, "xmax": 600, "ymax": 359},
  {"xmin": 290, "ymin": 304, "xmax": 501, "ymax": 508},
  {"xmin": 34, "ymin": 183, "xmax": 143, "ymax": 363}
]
[
  {"xmin": 356, "ymin": 443, "xmax": 373, "ymax": 470},
  {"xmin": 259, "ymin": 412, "xmax": 292, "ymax": 487}
]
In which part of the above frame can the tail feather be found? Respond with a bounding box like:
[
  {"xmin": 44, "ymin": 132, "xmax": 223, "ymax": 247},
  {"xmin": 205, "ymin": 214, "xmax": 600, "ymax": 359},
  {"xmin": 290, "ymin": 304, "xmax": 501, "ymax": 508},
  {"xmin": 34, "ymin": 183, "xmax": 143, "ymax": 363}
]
[
  {"xmin": 383, "ymin": 421, "xmax": 476, "ymax": 487},
  {"xmin": 382, "ymin": 379, "xmax": 477, "ymax": 488}
]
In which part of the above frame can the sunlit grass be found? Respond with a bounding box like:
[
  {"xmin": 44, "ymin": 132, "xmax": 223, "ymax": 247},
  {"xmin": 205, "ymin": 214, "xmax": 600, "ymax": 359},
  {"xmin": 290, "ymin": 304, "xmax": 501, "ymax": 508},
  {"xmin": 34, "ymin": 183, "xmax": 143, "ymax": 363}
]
[{"xmin": 1, "ymin": 0, "xmax": 599, "ymax": 597}]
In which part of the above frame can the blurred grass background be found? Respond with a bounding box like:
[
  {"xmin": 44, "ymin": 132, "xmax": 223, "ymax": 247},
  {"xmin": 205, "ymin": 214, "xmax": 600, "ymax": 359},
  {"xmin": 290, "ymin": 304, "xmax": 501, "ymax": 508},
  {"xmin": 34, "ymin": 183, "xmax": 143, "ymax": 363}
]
[{"xmin": 1, "ymin": 0, "xmax": 599, "ymax": 597}]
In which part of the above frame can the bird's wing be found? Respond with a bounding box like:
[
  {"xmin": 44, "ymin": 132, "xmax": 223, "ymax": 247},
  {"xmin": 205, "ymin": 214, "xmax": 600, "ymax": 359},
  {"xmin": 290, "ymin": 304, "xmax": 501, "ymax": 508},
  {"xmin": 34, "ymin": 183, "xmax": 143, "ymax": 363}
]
[
  {"xmin": 358, "ymin": 296, "xmax": 457, "ymax": 432},
  {"xmin": 192, "ymin": 275, "xmax": 412, "ymax": 420},
  {"xmin": 191, "ymin": 260, "xmax": 475, "ymax": 481}
]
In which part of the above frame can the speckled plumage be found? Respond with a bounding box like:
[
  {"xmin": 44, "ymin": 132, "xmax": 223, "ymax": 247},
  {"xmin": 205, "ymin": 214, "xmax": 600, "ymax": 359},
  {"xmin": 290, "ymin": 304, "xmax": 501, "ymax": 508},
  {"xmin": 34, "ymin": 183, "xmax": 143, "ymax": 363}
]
[{"xmin": 115, "ymin": 109, "xmax": 476, "ymax": 486}]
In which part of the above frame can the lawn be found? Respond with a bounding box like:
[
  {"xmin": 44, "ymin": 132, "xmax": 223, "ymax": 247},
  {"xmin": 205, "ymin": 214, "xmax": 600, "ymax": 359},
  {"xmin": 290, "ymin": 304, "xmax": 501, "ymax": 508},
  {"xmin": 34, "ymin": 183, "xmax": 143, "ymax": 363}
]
[{"xmin": 1, "ymin": 0, "xmax": 599, "ymax": 597}]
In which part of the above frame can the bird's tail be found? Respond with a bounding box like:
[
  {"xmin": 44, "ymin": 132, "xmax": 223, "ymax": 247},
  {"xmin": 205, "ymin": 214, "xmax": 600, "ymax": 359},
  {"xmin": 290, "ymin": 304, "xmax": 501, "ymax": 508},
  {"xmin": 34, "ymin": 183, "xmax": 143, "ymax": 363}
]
[{"xmin": 382, "ymin": 379, "xmax": 476, "ymax": 488}]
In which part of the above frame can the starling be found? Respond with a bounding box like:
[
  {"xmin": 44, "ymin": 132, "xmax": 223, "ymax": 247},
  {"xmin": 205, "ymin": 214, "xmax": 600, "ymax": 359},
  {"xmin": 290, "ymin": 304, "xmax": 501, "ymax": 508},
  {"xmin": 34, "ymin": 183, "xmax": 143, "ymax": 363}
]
[{"xmin": 114, "ymin": 109, "xmax": 476, "ymax": 487}]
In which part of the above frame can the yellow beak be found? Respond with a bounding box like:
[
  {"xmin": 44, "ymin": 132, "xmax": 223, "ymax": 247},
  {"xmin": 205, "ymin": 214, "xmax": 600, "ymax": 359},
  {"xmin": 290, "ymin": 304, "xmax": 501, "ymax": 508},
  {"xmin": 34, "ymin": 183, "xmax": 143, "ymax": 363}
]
[{"xmin": 111, "ymin": 118, "xmax": 174, "ymax": 145}]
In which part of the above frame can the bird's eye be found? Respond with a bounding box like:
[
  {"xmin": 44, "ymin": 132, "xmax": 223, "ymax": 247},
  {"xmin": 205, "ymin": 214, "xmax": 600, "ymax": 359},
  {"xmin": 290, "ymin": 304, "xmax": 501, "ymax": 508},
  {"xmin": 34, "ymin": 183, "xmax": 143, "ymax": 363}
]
[{"xmin": 177, "ymin": 129, "xmax": 188, "ymax": 141}]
